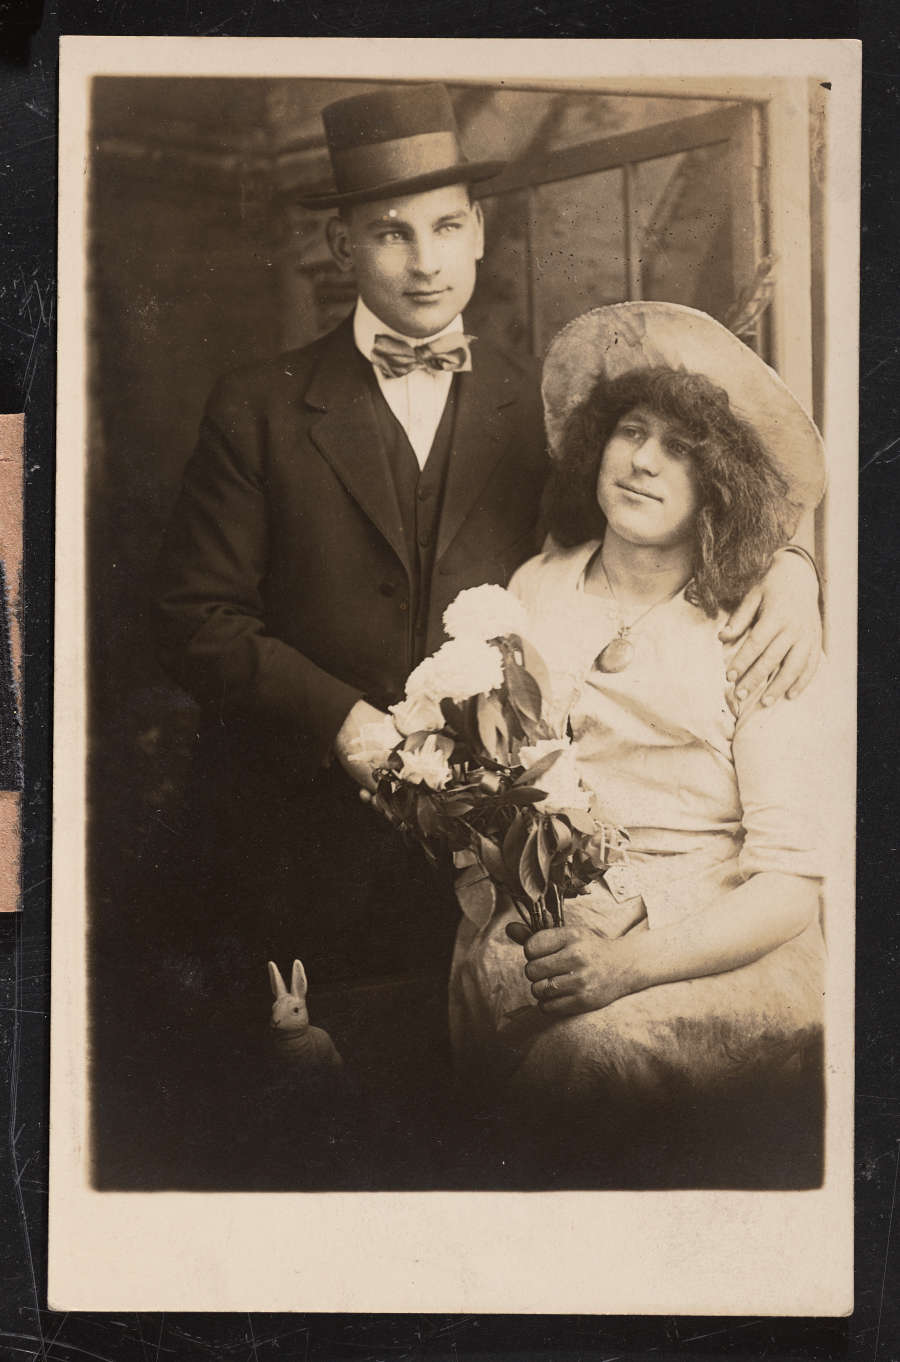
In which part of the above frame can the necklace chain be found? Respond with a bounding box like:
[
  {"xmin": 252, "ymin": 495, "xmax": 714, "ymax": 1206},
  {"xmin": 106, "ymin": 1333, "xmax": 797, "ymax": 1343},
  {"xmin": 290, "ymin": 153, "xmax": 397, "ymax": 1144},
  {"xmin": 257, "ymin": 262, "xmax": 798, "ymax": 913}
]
[{"xmin": 599, "ymin": 555, "xmax": 684, "ymax": 639}]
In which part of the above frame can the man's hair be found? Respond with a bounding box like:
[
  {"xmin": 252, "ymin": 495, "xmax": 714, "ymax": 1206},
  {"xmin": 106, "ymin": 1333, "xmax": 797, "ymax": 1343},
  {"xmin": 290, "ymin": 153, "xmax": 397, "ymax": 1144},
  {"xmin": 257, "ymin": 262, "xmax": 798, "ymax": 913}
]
[{"xmin": 541, "ymin": 366, "xmax": 800, "ymax": 616}]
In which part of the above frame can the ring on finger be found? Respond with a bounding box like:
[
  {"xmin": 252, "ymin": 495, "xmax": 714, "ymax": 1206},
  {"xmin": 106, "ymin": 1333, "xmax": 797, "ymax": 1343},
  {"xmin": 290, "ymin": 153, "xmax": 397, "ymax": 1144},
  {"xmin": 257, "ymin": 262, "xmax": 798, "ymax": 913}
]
[{"xmin": 542, "ymin": 976, "xmax": 557, "ymax": 997}]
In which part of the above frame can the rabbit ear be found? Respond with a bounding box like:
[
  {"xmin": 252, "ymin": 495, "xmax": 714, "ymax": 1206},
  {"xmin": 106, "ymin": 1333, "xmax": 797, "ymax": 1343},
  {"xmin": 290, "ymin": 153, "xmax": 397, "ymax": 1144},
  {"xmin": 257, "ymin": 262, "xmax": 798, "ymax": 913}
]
[
  {"xmin": 268, "ymin": 961, "xmax": 287, "ymax": 999},
  {"xmin": 291, "ymin": 959, "xmax": 308, "ymax": 998}
]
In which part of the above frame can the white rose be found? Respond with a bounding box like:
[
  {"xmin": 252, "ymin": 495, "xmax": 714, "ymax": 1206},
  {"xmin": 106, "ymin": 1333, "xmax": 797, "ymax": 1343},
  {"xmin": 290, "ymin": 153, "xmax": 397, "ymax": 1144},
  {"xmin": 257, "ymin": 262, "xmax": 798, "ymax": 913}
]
[
  {"xmin": 518, "ymin": 736, "xmax": 572, "ymax": 768},
  {"xmin": 442, "ymin": 585, "xmax": 529, "ymax": 643},
  {"xmin": 389, "ymin": 692, "xmax": 445, "ymax": 737},
  {"xmin": 403, "ymin": 654, "xmax": 439, "ymax": 701},
  {"xmin": 347, "ymin": 716, "xmax": 401, "ymax": 767},
  {"xmin": 396, "ymin": 734, "xmax": 453, "ymax": 790},
  {"xmin": 427, "ymin": 638, "xmax": 504, "ymax": 701}
]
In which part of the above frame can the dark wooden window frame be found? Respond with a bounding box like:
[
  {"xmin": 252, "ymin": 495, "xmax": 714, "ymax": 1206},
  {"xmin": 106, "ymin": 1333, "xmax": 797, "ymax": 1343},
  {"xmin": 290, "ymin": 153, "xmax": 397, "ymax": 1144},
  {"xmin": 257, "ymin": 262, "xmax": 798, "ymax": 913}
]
[{"xmin": 477, "ymin": 102, "xmax": 766, "ymax": 358}]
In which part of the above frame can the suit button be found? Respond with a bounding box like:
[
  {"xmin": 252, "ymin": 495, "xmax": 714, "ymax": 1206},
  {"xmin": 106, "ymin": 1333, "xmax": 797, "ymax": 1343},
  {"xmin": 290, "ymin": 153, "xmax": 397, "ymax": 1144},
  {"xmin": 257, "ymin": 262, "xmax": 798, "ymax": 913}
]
[
  {"xmin": 418, "ymin": 532, "xmax": 432, "ymax": 548},
  {"xmin": 398, "ymin": 600, "xmax": 409, "ymax": 612},
  {"xmin": 417, "ymin": 485, "xmax": 432, "ymax": 501},
  {"xmin": 379, "ymin": 582, "xmax": 396, "ymax": 597}
]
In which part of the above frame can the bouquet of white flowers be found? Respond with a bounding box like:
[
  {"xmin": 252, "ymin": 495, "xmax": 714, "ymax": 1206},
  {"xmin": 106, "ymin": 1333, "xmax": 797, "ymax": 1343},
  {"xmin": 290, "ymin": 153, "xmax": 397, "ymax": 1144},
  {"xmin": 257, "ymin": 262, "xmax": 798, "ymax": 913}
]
[{"xmin": 354, "ymin": 585, "xmax": 628, "ymax": 937}]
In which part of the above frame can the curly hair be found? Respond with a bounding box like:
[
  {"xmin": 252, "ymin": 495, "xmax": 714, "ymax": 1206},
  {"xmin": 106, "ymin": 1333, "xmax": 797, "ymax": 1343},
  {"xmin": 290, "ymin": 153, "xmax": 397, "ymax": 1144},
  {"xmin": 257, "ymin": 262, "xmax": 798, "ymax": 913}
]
[{"xmin": 541, "ymin": 366, "xmax": 800, "ymax": 615}]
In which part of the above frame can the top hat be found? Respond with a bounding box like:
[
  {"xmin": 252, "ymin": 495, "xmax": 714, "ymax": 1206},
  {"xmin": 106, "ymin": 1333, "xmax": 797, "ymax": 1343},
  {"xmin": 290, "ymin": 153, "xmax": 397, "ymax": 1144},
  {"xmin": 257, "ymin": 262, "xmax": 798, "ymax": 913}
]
[
  {"xmin": 541, "ymin": 302, "xmax": 826, "ymax": 511},
  {"xmin": 297, "ymin": 83, "xmax": 506, "ymax": 210}
]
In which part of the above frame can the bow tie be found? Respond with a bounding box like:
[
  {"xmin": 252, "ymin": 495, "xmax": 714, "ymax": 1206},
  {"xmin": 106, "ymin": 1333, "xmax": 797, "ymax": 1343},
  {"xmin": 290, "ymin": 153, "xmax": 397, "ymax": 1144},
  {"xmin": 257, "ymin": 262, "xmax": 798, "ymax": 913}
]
[{"xmin": 370, "ymin": 332, "xmax": 475, "ymax": 379}]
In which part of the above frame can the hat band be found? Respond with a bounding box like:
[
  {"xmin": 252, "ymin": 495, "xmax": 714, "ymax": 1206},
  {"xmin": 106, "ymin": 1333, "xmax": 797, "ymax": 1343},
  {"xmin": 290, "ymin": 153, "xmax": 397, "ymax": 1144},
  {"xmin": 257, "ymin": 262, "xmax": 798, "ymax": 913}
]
[{"xmin": 332, "ymin": 130, "xmax": 465, "ymax": 195}]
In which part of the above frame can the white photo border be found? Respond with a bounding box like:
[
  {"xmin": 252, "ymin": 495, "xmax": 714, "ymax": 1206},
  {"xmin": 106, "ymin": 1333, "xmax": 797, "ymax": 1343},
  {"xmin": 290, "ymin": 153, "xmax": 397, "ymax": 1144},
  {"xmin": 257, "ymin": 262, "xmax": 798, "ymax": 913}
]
[{"xmin": 51, "ymin": 36, "xmax": 859, "ymax": 1315}]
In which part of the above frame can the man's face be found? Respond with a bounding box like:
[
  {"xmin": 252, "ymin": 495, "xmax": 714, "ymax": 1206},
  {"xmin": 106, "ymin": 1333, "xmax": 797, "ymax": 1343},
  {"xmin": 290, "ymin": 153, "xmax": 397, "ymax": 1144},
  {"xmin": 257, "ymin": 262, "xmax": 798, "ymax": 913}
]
[{"xmin": 328, "ymin": 183, "xmax": 484, "ymax": 338}]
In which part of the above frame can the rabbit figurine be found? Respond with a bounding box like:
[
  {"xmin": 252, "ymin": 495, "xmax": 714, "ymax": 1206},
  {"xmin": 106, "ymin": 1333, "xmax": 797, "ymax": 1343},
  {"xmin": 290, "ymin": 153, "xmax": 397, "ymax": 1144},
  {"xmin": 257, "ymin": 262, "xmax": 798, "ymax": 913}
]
[{"xmin": 267, "ymin": 959, "xmax": 343, "ymax": 1069}]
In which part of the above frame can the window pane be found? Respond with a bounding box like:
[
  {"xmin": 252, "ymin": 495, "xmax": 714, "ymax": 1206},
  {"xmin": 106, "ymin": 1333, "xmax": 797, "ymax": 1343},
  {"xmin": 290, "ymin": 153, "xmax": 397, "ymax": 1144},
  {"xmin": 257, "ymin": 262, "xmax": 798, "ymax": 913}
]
[
  {"xmin": 466, "ymin": 190, "xmax": 533, "ymax": 354},
  {"xmin": 533, "ymin": 169, "xmax": 627, "ymax": 354},
  {"xmin": 634, "ymin": 142, "xmax": 735, "ymax": 323}
]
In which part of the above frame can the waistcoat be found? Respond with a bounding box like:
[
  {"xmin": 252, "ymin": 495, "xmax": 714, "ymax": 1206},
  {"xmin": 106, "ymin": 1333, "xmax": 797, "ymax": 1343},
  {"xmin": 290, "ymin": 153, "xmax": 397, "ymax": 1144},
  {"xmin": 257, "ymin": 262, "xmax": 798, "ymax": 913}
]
[{"xmin": 369, "ymin": 374, "xmax": 459, "ymax": 673}]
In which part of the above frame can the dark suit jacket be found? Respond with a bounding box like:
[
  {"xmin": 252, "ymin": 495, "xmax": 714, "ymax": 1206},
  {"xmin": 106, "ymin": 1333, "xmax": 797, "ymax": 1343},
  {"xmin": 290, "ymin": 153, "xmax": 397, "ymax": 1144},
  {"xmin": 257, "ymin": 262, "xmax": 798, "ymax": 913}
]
[{"xmin": 155, "ymin": 315, "xmax": 548, "ymax": 785}]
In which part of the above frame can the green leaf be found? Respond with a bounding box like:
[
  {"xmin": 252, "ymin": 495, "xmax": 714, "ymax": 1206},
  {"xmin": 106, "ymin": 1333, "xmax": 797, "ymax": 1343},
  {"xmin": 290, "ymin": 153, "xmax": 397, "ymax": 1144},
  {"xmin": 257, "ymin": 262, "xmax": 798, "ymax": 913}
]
[
  {"xmin": 504, "ymin": 658, "xmax": 543, "ymax": 725},
  {"xmin": 373, "ymin": 788, "xmax": 399, "ymax": 825},
  {"xmin": 440, "ymin": 698, "xmax": 473, "ymax": 746},
  {"xmin": 416, "ymin": 794, "xmax": 442, "ymax": 840},
  {"xmin": 399, "ymin": 785, "xmax": 421, "ymax": 826},
  {"xmin": 550, "ymin": 815, "xmax": 574, "ymax": 854},
  {"xmin": 514, "ymin": 747, "xmax": 563, "ymax": 788},
  {"xmin": 476, "ymin": 692, "xmax": 510, "ymax": 764},
  {"xmin": 520, "ymin": 636, "xmax": 554, "ymax": 700},
  {"xmin": 536, "ymin": 817, "xmax": 556, "ymax": 881},
  {"xmin": 445, "ymin": 824, "xmax": 472, "ymax": 853},
  {"xmin": 545, "ymin": 882, "xmax": 565, "ymax": 927},
  {"xmin": 439, "ymin": 697, "xmax": 462, "ymax": 727},
  {"xmin": 502, "ymin": 811, "xmax": 531, "ymax": 888},
  {"xmin": 463, "ymin": 695, "xmax": 487, "ymax": 757},
  {"xmin": 519, "ymin": 827, "xmax": 548, "ymax": 900},
  {"xmin": 473, "ymin": 831, "xmax": 508, "ymax": 887},
  {"xmin": 405, "ymin": 730, "xmax": 454, "ymax": 760},
  {"xmin": 497, "ymin": 786, "xmax": 548, "ymax": 807},
  {"xmin": 500, "ymin": 697, "xmax": 529, "ymax": 747}
]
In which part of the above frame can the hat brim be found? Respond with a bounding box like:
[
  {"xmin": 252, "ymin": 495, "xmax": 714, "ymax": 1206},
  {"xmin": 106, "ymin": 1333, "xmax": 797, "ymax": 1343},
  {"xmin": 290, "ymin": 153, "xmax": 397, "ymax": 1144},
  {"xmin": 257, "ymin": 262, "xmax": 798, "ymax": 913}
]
[
  {"xmin": 295, "ymin": 158, "xmax": 506, "ymax": 210},
  {"xmin": 541, "ymin": 302, "xmax": 826, "ymax": 512}
]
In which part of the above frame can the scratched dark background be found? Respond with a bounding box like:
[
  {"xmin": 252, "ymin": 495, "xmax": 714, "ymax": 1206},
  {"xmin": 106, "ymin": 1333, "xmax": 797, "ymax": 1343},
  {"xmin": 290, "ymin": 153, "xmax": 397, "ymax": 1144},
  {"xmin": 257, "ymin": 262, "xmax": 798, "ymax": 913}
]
[{"xmin": 1, "ymin": 1, "xmax": 898, "ymax": 1360}]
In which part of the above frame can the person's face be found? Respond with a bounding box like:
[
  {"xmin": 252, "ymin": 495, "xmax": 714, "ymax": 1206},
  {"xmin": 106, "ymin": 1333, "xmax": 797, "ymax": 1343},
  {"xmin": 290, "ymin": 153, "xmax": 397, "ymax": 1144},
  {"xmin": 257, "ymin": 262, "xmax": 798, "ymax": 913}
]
[
  {"xmin": 596, "ymin": 405, "xmax": 701, "ymax": 550},
  {"xmin": 327, "ymin": 183, "xmax": 484, "ymax": 338}
]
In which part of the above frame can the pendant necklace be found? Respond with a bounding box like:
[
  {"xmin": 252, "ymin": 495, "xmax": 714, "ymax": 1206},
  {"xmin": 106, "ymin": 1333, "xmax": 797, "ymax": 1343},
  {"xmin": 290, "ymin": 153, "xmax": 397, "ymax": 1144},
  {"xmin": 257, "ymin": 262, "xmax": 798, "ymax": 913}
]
[{"xmin": 594, "ymin": 556, "xmax": 686, "ymax": 674}]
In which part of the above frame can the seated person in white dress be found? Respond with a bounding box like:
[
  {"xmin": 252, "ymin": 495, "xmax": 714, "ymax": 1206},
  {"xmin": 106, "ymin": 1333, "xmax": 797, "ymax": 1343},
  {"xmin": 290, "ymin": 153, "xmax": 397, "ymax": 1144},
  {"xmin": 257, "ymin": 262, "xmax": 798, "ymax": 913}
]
[{"xmin": 450, "ymin": 303, "xmax": 828, "ymax": 1135}]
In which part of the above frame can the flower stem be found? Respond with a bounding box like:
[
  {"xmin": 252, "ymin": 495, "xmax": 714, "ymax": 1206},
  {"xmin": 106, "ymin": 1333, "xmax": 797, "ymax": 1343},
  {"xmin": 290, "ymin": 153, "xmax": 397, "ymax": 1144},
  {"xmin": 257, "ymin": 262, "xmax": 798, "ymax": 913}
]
[
  {"xmin": 511, "ymin": 896, "xmax": 532, "ymax": 927},
  {"xmin": 529, "ymin": 898, "xmax": 541, "ymax": 933}
]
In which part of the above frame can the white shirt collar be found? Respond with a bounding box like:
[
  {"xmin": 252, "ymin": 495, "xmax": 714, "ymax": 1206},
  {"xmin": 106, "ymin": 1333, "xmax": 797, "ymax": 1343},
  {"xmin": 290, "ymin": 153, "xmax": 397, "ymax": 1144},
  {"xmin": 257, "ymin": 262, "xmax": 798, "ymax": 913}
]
[{"xmin": 353, "ymin": 296, "xmax": 464, "ymax": 362}]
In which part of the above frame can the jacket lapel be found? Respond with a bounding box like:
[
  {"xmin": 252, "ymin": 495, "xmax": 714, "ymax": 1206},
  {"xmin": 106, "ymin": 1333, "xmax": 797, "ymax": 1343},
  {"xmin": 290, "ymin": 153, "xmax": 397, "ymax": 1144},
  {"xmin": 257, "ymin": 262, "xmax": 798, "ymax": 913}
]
[
  {"xmin": 304, "ymin": 319, "xmax": 411, "ymax": 573},
  {"xmin": 436, "ymin": 340, "xmax": 524, "ymax": 561}
]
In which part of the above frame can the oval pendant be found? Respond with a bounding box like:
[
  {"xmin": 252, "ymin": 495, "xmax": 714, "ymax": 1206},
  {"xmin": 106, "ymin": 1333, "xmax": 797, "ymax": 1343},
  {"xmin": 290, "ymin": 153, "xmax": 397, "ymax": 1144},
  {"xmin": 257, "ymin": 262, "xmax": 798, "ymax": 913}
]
[{"xmin": 596, "ymin": 635, "xmax": 634, "ymax": 673}]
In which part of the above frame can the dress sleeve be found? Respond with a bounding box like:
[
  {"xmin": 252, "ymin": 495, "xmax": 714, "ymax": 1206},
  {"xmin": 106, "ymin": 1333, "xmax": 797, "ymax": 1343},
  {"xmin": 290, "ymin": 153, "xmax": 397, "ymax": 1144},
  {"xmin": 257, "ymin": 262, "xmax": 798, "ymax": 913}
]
[
  {"xmin": 731, "ymin": 661, "xmax": 830, "ymax": 881},
  {"xmin": 507, "ymin": 551, "xmax": 547, "ymax": 608}
]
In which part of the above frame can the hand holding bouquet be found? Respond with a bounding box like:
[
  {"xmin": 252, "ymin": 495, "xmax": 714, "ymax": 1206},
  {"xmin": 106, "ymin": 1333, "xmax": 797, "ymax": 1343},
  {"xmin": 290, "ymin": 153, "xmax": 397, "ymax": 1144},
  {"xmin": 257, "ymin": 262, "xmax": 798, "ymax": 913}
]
[{"xmin": 353, "ymin": 585, "xmax": 628, "ymax": 937}]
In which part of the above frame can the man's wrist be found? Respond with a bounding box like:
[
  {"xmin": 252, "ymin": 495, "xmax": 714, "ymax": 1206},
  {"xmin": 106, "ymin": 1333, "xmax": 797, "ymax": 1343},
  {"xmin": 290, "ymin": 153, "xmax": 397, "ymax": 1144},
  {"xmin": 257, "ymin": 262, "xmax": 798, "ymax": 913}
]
[
  {"xmin": 333, "ymin": 700, "xmax": 361, "ymax": 754},
  {"xmin": 617, "ymin": 928, "xmax": 654, "ymax": 997}
]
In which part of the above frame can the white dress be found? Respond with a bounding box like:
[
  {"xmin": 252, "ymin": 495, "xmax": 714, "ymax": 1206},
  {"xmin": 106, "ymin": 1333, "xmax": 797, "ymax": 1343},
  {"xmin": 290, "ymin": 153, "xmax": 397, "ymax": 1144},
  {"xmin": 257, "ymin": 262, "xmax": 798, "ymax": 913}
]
[{"xmin": 449, "ymin": 541, "xmax": 827, "ymax": 1104}]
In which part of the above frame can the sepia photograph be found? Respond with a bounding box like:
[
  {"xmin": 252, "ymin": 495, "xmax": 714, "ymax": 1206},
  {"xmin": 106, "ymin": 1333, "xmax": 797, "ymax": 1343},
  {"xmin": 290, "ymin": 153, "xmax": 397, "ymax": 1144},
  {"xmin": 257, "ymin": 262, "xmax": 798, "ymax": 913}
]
[{"xmin": 50, "ymin": 37, "xmax": 858, "ymax": 1313}]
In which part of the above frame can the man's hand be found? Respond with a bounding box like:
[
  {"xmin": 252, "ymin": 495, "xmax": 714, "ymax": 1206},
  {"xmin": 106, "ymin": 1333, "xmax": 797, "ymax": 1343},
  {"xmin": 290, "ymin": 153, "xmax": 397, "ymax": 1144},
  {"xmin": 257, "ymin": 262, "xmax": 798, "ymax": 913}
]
[
  {"xmin": 334, "ymin": 700, "xmax": 400, "ymax": 792},
  {"xmin": 718, "ymin": 548, "xmax": 822, "ymax": 706},
  {"xmin": 522, "ymin": 925, "xmax": 642, "ymax": 1017}
]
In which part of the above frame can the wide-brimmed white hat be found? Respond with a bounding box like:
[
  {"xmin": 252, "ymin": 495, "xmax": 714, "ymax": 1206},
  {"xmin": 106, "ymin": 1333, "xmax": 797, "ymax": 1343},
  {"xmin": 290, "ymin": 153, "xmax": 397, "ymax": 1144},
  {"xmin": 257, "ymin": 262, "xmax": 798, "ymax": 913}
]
[{"xmin": 541, "ymin": 302, "xmax": 826, "ymax": 510}]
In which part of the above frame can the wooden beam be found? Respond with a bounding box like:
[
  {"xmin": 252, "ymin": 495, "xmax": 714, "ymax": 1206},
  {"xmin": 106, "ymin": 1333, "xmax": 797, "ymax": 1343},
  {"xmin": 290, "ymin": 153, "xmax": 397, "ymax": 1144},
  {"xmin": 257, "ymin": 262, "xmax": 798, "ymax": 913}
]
[
  {"xmin": 478, "ymin": 105, "xmax": 744, "ymax": 199},
  {"xmin": 622, "ymin": 162, "xmax": 642, "ymax": 302}
]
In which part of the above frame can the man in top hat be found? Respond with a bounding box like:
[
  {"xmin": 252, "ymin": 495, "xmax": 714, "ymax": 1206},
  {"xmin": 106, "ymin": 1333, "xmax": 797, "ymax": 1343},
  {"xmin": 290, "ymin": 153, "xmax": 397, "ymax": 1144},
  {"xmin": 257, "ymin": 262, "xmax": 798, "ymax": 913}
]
[{"xmin": 154, "ymin": 84, "xmax": 821, "ymax": 1008}]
